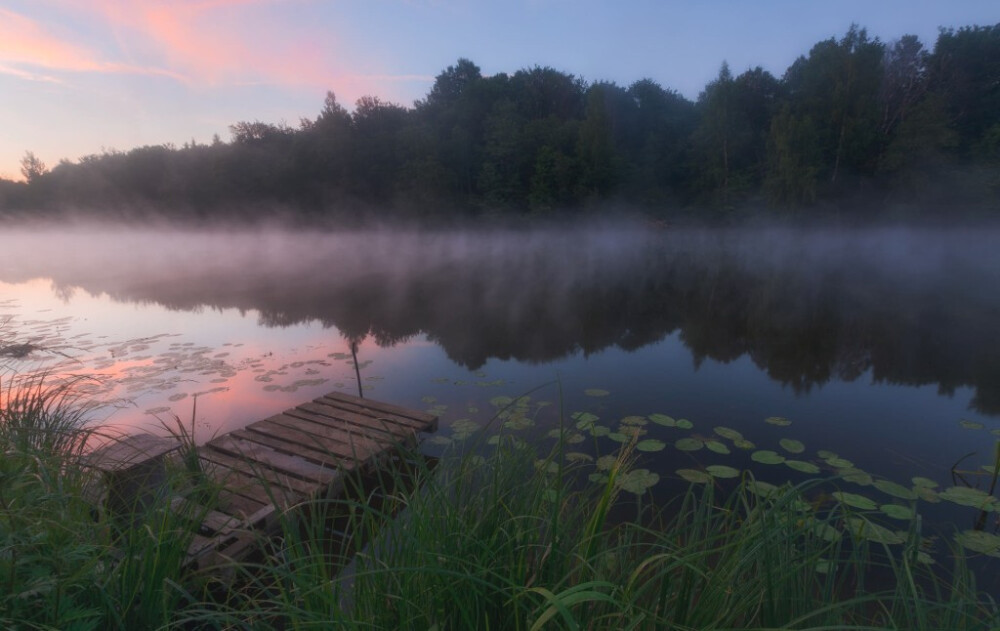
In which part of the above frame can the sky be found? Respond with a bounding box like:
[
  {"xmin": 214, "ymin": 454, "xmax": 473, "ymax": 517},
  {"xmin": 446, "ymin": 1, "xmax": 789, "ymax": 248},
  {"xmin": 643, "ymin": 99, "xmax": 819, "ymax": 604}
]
[{"xmin": 1, "ymin": 0, "xmax": 998, "ymax": 181}]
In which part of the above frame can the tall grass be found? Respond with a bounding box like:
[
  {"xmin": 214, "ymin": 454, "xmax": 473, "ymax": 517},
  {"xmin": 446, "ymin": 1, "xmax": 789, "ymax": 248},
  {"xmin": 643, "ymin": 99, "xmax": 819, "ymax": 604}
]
[
  {"xmin": 1, "ymin": 373, "xmax": 997, "ymax": 629},
  {"xmin": 214, "ymin": 436, "xmax": 1000, "ymax": 630}
]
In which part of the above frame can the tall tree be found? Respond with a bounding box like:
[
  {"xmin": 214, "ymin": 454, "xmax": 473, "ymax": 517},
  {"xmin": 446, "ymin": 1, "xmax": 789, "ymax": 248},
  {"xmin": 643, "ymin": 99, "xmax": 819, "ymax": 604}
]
[{"xmin": 19, "ymin": 151, "xmax": 47, "ymax": 183}]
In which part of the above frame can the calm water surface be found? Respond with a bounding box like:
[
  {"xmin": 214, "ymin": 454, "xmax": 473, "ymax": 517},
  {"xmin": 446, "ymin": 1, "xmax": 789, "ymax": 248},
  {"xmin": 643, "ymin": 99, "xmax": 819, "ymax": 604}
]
[{"xmin": 1, "ymin": 223, "xmax": 999, "ymax": 563}]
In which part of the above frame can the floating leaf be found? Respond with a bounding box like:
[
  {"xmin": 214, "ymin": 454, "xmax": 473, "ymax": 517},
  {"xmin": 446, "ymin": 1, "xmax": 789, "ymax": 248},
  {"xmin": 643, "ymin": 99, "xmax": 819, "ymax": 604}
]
[
  {"xmin": 676, "ymin": 469, "xmax": 712, "ymax": 484},
  {"xmin": 880, "ymin": 504, "xmax": 916, "ymax": 520},
  {"xmin": 745, "ymin": 480, "xmax": 779, "ymax": 498},
  {"xmin": 873, "ymin": 479, "xmax": 918, "ymax": 501},
  {"xmin": 751, "ymin": 450, "xmax": 785, "ymax": 465},
  {"xmin": 826, "ymin": 457, "xmax": 854, "ymax": 469},
  {"xmin": 938, "ymin": 486, "xmax": 998, "ymax": 510},
  {"xmin": 595, "ymin": 455, "xmax": 617, "ymax": 471},
  {"xmin": 589, "ymin": 473, "xmax": 610, "ymax": 484},
  {"xmin": 636, "ymin": 439, "xmax": 667, "ymax": 452},
  {"xmin": 648, "ymin": 414, "xmax": 676, "ymax": 427},
  {"xmin": 810, "ymin": 522, "xmax": 842, "ymax": 543},
  {"xmin": 589, "ymin": 425, "xmax": 611, "ymax": 437},
  {"xmin": 565, "ymin": 452, "xmax": 593, "ymax": 463},
  {"xmin": 959, "ymin": 419, "xmax": 984, "ymax": 430},
  {"xmin": 779, "ymin": 438, "xmax": 805, "ymax": 454},
  {"xmin": 817, "ymin": 450, "xmax": 838, "ymax": 460},
  {"xmin": 426, "ymin": 435, "xmax": 453, "ymax": 446},
  {"xmin": 847, "ymin": 517, "xmax": 904, "ymax": 545},
  {"xmin": 705, "ymin": 440, "xmax": 730, "ymax": 455},
  {"xmin": 765, "ymin": 416, "xmax": 792, "ymax": 426},
  {"xmin": 676, "ymin": 419, "xmax": 694, "ymax": 430},
  {"xmin": 608, "ymin": 432, "xmax": 629, "ymax": 443},
  {"xmin": 503, "ymin": 415, "xmax": 533, "ymax": 430},
  {"xmin": 572, "ymin": 412, "xmax": 599, "ymax": 430},
  {"xmin": 618, "ymin": 469, "xmax": 660, "ymax": 495},
  {"xmin": 617, "ymin": 425, "xmax": 647, "ymax": 438},
  {"xmin": 706, "ymin": 464, "xmax": 740, "ymax": 479},
  {"xmin": 620, "ymin": 415, "xmax": 648, "ymax": 426},
  {"xmin": 785, "ymin": 460, "xmax": 820, "ymax": 474},
  {"xmin": 955, "ymin": 530, "xmax": 1000, "ymax": 557},
  {"xmin": 733, "ymin": 438, "xmax": 756, "ymax": 450},
  {"xmin": 566, "ymin": 432, "xmax": 585, "ymax": 444},
  {"xmin": 420, "ymin": 395, "xmax": 437, "ymax": 404},
  {"xmin": 832, "ymin": 492, "xmax": 878, "ymax": 511},
  {"xmin": 713, "ymin": 426, "xmax": 743, "ymax": 441},
  {"xmin": 912, "ymin": 477, "xmax": 939, "ymax": 489},
  {"xmin": 915, "ymin": 486, "xmax": 941, "ymax": 503},
  {"xmin": 534, "ymin": 459, "xmax": 559, "ymax": 474},
  {"xmin": 585, "ymin": 388, "xmax": 610, "ymax": 397},
  {"xmin": 839, "ymin": 468, "xmax": 873, "ymax": 486},
  {"xmin": 675, "ymin": 437, "xmax": 703, "ymax": 452},
  {"xmin": 490, "ymin": 396, "xmax": 514, "ymax": 407}
]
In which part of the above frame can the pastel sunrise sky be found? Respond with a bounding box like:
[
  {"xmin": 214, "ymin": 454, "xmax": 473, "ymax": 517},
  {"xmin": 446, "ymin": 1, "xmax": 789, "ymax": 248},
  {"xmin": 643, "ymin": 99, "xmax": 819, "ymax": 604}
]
[{"xmin": 2, "ymin": 0, "xmax": 998, "ymax": 181}]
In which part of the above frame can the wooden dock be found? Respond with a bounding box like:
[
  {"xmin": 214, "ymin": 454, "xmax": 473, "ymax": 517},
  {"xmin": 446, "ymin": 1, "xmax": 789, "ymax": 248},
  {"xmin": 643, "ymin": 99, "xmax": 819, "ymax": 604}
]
[{"xmin": 92, "ymin": 391, "xmax": 438, "ymax": 568}]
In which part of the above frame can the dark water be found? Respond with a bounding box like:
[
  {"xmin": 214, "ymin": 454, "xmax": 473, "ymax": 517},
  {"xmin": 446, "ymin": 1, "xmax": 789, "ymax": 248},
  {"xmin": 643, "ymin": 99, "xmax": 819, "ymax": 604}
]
[{"xmin": 1, "ymin": 223, "xmax": 999, "ymax": 567}]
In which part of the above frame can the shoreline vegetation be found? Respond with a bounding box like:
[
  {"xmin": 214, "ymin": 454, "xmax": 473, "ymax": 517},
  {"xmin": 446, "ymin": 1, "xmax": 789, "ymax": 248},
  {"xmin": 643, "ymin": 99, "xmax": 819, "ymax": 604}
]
[
  {"xmin": 1, "ymin": 22, "xmax": 999, "ymax": 224},
  {"xmin": 1, "ymin": 372, "xmax": 998, "ymax": 629}
]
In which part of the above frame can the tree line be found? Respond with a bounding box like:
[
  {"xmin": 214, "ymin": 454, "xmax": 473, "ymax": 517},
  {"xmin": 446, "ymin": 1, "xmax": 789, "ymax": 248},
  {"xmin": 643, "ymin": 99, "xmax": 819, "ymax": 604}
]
[{"xmin": 2, "ymin": 23, "xmax": 998, "ymax": 222}]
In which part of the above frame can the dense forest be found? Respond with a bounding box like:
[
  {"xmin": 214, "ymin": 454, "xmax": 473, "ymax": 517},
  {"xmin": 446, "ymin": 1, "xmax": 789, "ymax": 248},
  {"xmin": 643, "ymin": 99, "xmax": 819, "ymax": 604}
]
[{"xmin": 2, "ymin": 23, "xmax": 998, "ymax": 222}]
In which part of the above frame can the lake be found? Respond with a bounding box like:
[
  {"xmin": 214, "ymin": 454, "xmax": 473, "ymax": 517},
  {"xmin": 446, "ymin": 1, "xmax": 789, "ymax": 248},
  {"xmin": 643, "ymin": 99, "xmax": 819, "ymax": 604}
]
[{"xmin": 1, "ymin": 222, "xmax": 999, "ymax": 563}]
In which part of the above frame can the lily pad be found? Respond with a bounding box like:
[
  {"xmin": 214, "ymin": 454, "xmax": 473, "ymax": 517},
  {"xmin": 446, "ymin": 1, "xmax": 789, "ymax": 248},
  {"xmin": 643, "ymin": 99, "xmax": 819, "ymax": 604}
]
[
  {"xmin": 595, "ymin": 455, "xmax": 617, "ymax": 471},
  {"xmin": 733, "ymin": 438, "xmax": 756, "ymax": 450},
  {"xmin": 676, "ymin": 469, "xmax": 712, "ymax": 484},
  {"xmin": 826, "ymin": 457, "xmax": 855, "ymax": 469},
  {"xmin": 706, "ymin": 464, "xmax": 740, "ymax": 479},
  {"xmin": 959, "ymin": 419, "xmax": 984, "ymax": 430},
  {"xmin": 648, "ymin": 414, "xmax": 677, "ymax": 427},
  {"xmin": 618, "ymin": 469, "xmax": 660, "ymax": 495},
  {"xmin": 810, "ymin": 521, "xmax": 842, "ymax": 543},
  {"xmin": 636, "ymin": 439, "xmax": 667, "ymax": 452},
  {"xmin": 589, "ymin": 425, "xmax": 611, "ymax": 437},
  {"xmin": 912, "ymin": 477, "xmax": 939, "ymax": 489},
  {"xmin": 765, "ymin": 416, "xmax": 792, "ymax": 426},
  {"xmin": 847, "ymin": 517, "xmax": 904, "ymax": 545},
  {"xmin": 608, "ymin": 432, "xmax": 630, "ymax": 443},
  {"xmin": 564, "ymin": 452, "xmax": 593, "ymax": 463},
  {"xmin": 675, "ymin": 437, "xmax": 704, "ymax": 452},
  {"xmin": 585, "ymin": 389, "xmax": 610, "ymax": 397},
  {"xmin": 785, "ymin": 460, "xmax": 820, "ymax": 474},
  {"xmin": 588, "ymin": 473, "xmax": 609, "ymax": 484},
  {"xmin": 572, "ymin": 412, "xmax": 599, "ymax": 430},
  {"xmin": 880, "ymin": 504, "xmax": 916, "ymax": 520},
  {"xmin": 839, "ymin": 468, "xmax": 873, "ymax": 486},
  {"xmin": 915, "ymin": 486, "xmax": 941, "ymax": 503},
  {"xmin": 676, "ymin": 419, "xmax": 694, "ymax": 430},
  {"xmin": 816, "ymin": 450, "xmax": 838, "ymax": 460},
  {"xmin": 779, "ymin": 438, "xmax": 805, "ymax": 454},
  {"xmin": 873, "ymin": 479, "xmax": 918, "ymax": 501},
  {"xmin": 705, "ymin": 440, "xmax": 730, "ymax": 455},
  {"xmin": 489, "ymin": 396, "xmax": 514, "ymax": 407},
  {"xmin": 745, "ymin": 479, "xmax": 780, "ymax": 498},
  {"xmin": 714, "ymin": 426, "xmax": 743, "ymax": 441},
  {"xmin": 620, "ymin": 415, "xmax": 648, "ymax": 426},
  {"xmin": 832, "ymin": 491, "xmax": 878, "ymax": 511},
  {"xmin": 751, "ymin": 450, "xmax": 785, "ymax": 465},
  {"xmin": 938, "ymin": 486, "xmax": 998, "ymax": 510},
  {"xmin": 955, "ymin": 530, "xmax": 1000, "ymax": 557}
]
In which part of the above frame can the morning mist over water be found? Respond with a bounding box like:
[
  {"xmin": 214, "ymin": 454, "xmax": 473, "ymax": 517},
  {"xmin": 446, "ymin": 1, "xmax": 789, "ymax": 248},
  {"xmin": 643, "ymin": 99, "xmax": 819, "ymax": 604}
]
[{"xmin": 1, "ymin": 222, "xmax": 998, "ymax": 415}]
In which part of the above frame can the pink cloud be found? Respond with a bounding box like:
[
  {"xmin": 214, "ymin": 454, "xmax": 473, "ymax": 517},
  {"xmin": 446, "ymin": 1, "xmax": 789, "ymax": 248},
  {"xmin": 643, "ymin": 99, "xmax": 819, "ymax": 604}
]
[
  {"xmin": 60, "ymin": 0, "xmax": 431, "ymax": 100},
  {"xmin": 0, "ymin": 7, "xmax": 187, "ymax": 81}
]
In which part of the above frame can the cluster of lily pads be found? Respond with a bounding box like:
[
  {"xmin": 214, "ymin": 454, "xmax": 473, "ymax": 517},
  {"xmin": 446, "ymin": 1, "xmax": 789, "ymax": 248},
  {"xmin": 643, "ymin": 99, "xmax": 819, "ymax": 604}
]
[{"xmin": 423, "ymin": 383, "xmax": 1000, "ymax": 561}]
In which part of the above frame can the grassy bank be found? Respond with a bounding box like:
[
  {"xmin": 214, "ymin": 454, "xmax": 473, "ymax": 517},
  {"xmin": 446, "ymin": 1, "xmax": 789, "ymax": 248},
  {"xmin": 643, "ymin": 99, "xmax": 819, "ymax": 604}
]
[{"xmin": 1, "ymin": 375, "xmax": 997, "ymax": 629}]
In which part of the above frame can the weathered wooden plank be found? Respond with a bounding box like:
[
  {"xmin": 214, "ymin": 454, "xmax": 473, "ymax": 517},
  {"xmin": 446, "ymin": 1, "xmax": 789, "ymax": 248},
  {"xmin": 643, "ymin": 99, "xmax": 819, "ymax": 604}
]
[
  {"xmin": 170, "ymin": 496, "xmax": 243, "ymax": 535},
  {"xmin": 283, "ymin": 405, "xmax": 404, "ymax": 445},
  {"xmin": 199, "ymin": 457, "xmax": 303, "ymax": 508},
  {"xmin": 198, "ymin": 446, "xmax": 318, "ymax": 497},
  {"xmin": 207, "ymin": 434, "xmax": 341, "ymax": 485},
  {"xmin": 256, "ymin": 414, "xmax": 382, "ymax": 459},
  {"xmin": 313, "ymin": 395, "xmax": 435, "ymax": 432},
  {"xmin": 321, "ymin": 391, "xmax": 438, "ymax": 426},
  {"xmin": 295, "ymin": 401, "xmax": 418, "ymax": 441},
  {"xmin": 212, "ymin": 488, "xmax": 268, "ymax": 520},
  {"xmin": 228, "ymin": 429, "xmax": 353, "ymax": 471}
]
